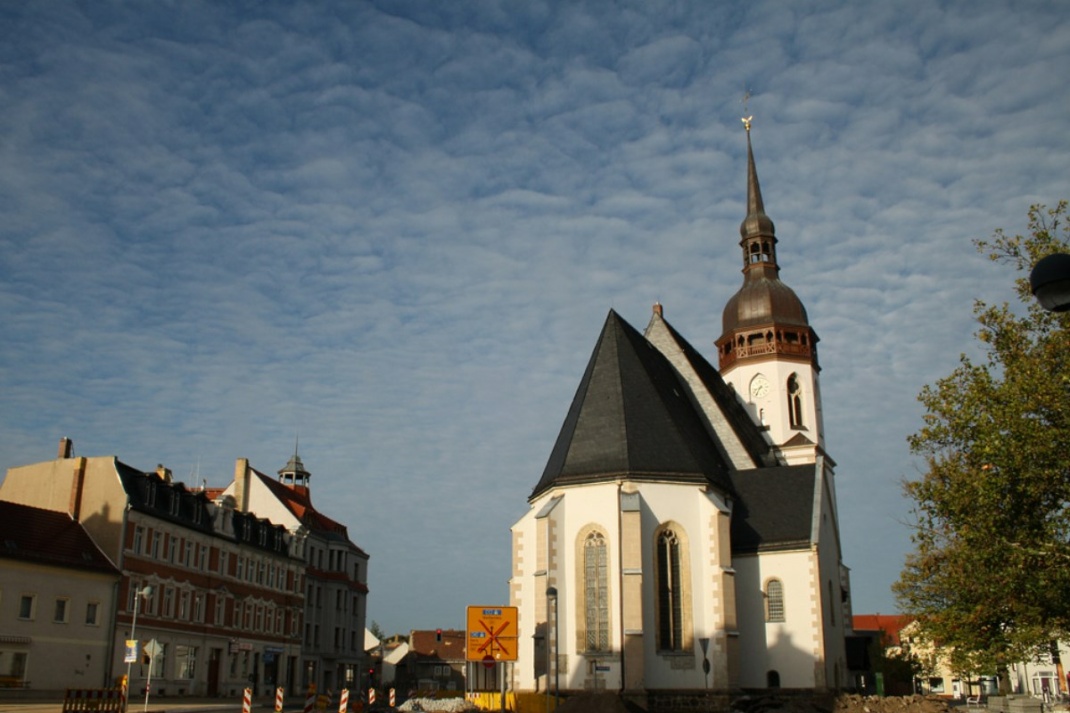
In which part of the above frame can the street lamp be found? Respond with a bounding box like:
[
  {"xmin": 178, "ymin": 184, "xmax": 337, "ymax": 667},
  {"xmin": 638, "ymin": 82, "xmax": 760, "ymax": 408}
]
[
  {"xmin": 124, "ymin": 585, "xmax": 153, "ymax": 695},
  {"xmin": 1030, "ymin": 253, "xmax": 1070, "ymax": 312},
  {"xmin": 546, "ymin": 586, "xmax": 559, "ymax": 710}
]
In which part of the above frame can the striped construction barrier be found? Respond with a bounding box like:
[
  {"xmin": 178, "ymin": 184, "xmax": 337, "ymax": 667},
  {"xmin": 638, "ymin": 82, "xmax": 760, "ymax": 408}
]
[
  {"xmin": 242, "ymin": 688, "xmax": 253, "ymax": 713},
  {"xmin": 62, "ymin": 688, "xmax": 126, "ymax": 713},
  {"xmin": 304, "ymin": 683, "xmax": 317, "ymax": 713},
  {"xmin": 338, "ymin": 688, "xmax": 349, "ymax": 713},
  {"xmin": 275, "ymin": 686, "xmax": 285, "ymax": 712}
]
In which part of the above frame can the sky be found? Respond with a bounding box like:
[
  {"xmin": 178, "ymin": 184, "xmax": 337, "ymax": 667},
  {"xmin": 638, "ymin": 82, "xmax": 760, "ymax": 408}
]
[{"xmin": 2, "ymin": 0, "xmax": 1069, "ymax": 637}]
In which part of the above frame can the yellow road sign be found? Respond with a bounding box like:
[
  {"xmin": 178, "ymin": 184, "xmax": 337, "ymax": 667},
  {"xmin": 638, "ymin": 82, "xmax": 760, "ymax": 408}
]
[{"xmin": 466, "ymin": 605, "xmax": 518, "ymax": 662}]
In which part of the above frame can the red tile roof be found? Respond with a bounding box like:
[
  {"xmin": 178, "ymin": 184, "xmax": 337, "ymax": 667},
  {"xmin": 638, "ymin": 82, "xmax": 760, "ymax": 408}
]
[
  {"xmin": 852, "ymin": 614, "xmax": 916, "ymax": 646},
  {"xmin": 0, "ymin": 500, "xmax": 119, "ymax": 575},
  {"xmin": 251, "ymin": 468, "xmax": 368, "ymax": 555},
  {"xmin": 408, "ymin": 629, "xmax": 467, "ymax": 662}
]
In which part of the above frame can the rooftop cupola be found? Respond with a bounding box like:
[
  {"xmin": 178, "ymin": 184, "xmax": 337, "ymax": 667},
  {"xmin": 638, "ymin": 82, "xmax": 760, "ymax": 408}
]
[{"xmin": 278, "ymin": 442, "xmax": 311, "ymax": 490}]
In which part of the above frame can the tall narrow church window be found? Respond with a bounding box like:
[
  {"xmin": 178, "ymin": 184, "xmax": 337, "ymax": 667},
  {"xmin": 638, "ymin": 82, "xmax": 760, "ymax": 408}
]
[
  {"xmin": 787, "ymin": 374, "xmax": 803, "ymax": 428},
  {"xmin": 767, "ymin": 670, "xmax": 781, "ymax": 688},
  {"xmin": 657, "ymin": 529, "xmax": 683, "ymax": 650},
  {"xmin": 584, "ymin": 532, "xmax": 609, "ymax": 651},
  {"xmin": 765, "ymin": 579, "xmax": 785, "ymax": 622}
]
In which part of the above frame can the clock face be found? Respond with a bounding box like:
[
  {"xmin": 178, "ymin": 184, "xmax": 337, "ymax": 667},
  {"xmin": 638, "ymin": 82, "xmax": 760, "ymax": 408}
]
[{"xmin": 750, "ymin": 375, "xmax": 770, "ymax": 399}]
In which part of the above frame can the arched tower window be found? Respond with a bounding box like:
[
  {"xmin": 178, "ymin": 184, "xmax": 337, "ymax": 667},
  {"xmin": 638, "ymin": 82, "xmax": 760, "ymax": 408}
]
[
  {"xmin": 583, "ymin": 531, "xmax": 609, "ymax": 651},
  {"xmin": 765, "ymin": 578, "xmax": 785, "ymax": 622},
  {"xmin": 787, "ymin": 374, "xmax": 803, "ymax": 429},
  {"xmin": 657, "ymin": 529, "xmax": 683, "ymax": 650},
  {"xmin": 767, "ymin": 670, "xmax": 781, "ymax": 688}
]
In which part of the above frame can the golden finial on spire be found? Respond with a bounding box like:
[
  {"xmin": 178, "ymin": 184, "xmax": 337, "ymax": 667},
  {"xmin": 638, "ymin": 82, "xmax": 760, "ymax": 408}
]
[{"xmin": 741, "ymin": 89, "xmax": 753, "ymax": 132}]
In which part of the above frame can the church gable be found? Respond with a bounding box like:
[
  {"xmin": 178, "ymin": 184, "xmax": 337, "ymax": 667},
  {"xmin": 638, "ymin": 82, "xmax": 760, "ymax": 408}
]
[
  {"xmin": 644, "ymin": 308, "xmax": 778, "ymax": 470},
  {"xmin": 530, "ymin": 310, "xmax": 734, "ymax": 500}
]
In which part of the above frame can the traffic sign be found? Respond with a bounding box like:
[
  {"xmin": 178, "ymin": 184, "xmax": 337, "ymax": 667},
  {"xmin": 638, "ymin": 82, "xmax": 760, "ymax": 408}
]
[{"xmin": 466, "ymin": 605, "xmax": 518, "ymax": 662}]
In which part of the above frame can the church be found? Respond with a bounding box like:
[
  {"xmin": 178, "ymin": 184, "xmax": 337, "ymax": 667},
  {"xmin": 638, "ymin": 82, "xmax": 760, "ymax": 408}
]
[{"xmin": 509, "ymin": 122, "xmax": 851, "ymax": 700}]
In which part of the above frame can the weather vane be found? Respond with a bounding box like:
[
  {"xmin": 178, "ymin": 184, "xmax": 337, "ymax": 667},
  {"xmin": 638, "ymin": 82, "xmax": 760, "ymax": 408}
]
[{"xmin": 741, "ymin": 89, "xmax": 753, "ymax": 132}]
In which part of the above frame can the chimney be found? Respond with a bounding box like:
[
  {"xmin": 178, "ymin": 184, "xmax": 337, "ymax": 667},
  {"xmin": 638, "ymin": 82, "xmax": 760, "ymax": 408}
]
[
  {"xmin": 234, "ymin": 458, "xmax": 250, "ymax": 512},
  {"xmin": 155, "ymin": 464, "xmax": 173, "ymax": 483},
  {"xmin": 69, "ymin": 457, "xmax": 87, "ymax": 522},
  {"xmin": 58, "ymin": 437, "xmax": 73, "ymax": 459}
]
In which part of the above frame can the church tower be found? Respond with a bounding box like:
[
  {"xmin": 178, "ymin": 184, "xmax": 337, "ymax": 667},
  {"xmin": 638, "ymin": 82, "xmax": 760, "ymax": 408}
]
[{"xmin": 715, "ymin": 120, "xmax": 825, "ymax": 462}]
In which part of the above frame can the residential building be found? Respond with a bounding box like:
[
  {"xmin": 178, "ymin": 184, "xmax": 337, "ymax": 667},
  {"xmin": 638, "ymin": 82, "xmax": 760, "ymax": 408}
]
[
  {"xmin": 400, "ymin": 629, "xmax": 467, "ymax": 694},
  {"xmin": 0, "ymin": 439, "xmax": 306, "ymax": 698},
  {"xmin": 221, "ymin": 452, "xmax": 369, "ymax": 694},
  {"xmin": 0, "ymin": 500, "xmax": 120, "ymax": 691},
  {"xmin": 510, "ymin": 121, "xmax": 851, "ymax": 701},
  {"xmin": 854, "ymin": 614, "xmax": 1069, "ymax": 700}
]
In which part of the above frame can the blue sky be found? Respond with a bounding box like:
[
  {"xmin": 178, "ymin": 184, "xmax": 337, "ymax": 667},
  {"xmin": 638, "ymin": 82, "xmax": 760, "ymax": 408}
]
[{"xmin": 2, "ymin": 1, "xmax": 1068, "ymax": 636}]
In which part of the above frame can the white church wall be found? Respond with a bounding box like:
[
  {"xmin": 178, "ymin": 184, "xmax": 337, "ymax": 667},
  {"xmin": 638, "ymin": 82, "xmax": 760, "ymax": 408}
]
[
  {"xmin": 734, "ymin": 548, "xmax": 822, "ymax": 689},
  {"xmin": 512, "ymin": 481, "xmax": 739, "ymax": 693},
  {"xmin": 814, "ymin": 466, "xmax": 849, "ymax": 688}
]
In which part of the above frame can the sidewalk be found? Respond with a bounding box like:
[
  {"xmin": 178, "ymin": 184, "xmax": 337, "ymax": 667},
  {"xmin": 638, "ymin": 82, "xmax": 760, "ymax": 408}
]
[{"xmin": 0, "ymin": 693, "xmax": 307, "ymax": 713}]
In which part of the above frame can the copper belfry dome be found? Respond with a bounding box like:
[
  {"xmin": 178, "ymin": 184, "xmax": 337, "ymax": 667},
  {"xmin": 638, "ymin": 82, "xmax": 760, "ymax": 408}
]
[{"xmin": 716, "ymin": 122, "xmax": 818, "ymax": 372}]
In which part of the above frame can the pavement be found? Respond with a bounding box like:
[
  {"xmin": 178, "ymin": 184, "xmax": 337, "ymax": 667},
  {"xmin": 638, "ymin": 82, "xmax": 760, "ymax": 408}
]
[{"xmin": 0, "ymin": 694, "xmax": 304, "ymax": 713}]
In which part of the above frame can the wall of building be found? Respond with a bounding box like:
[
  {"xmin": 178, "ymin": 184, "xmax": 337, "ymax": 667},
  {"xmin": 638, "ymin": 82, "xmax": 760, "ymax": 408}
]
[{"xmin": 0, "ymin": 559, "xmax": 118, "ymax": 690}]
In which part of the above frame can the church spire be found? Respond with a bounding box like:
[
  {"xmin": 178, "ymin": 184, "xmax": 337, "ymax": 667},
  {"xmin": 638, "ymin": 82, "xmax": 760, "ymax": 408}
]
[
  {"xmin": 716, "ymin": 117, "xmax": 817, "ymax": 373},
  {"xmin": 739, "ymin": 118, "xmax": 778, "ymax": 274}
]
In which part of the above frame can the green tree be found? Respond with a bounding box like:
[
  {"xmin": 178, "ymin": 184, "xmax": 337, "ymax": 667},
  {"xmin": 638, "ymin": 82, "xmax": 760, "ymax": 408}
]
[{"xmin": 895, "ymin": 201, "xmax": 1070, "ymax": 686}]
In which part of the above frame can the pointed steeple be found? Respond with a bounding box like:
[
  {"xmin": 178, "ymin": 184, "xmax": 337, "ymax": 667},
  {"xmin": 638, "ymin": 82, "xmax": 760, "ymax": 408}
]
[{"xmin": 739, "ymin": 122, "xmax": 778, "ymax": 270}]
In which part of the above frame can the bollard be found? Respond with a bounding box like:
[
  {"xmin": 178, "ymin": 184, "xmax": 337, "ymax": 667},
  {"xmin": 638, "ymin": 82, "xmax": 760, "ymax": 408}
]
[
  {"xmin": 275, "ymin": 686, "xmax": 285, "ymax": 713},
  {"xmin": 338, "ymin": 688, "xmax": 349, "ymax": 713},
  {"xmin": 303, "ymin": 683, "xmax": 317, "ymax": 713},
  {"xmin": 389, "ymin": 688, "xmax": 396, "ymax": 707},
  {"xmin": 368, "ymin": 688, "xmax": 376, "ymax": 707},
  {"xmin": 242, "ymin": 688, "xmax": 253, "ymax": 713}
]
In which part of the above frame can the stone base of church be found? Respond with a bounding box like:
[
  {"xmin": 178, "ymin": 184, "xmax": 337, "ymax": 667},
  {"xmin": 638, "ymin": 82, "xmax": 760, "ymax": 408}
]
[{"xmin": 544, "ymin": 688, "xmax": 836, "ymax": 713}]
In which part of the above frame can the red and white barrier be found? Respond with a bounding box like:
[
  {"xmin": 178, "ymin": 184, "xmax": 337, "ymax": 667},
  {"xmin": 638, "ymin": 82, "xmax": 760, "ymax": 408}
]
[
  {"xmin": 338, "ymin": 688, "xmax": 349, "ymax": 713},
  {"xmin": 276, "ymin": 686, "xmax": 285, "ymax": 713},
  {"xmin": 242, "ymin": 688, "xmax": 253, "ymax": 713}
]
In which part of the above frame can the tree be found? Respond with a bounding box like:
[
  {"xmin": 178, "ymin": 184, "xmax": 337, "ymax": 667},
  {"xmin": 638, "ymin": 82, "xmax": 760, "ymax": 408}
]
[
  {"xmin": 895, "ymin": 201, "xmax": 1070, "ymax": 686},
  {"xmin": 369, "ymin": 620, "xmax": 387, "ymax": 641}
]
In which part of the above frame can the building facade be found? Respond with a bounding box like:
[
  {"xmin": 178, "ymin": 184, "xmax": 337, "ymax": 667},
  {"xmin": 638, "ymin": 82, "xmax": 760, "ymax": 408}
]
[
  {"xmin": 0, "ymin": 440, "xmax": 306, "ymax": 697},
  {"xmin": 0, "ymin": 500, "xmax": 120, "ymax": 691},
  {"xmin": 222, "ymin": 453, "xmax": 369, "ymax": 695},
  {"xmin": 510, "ymin": 123, "xmax": 850, "ymax": 699}
]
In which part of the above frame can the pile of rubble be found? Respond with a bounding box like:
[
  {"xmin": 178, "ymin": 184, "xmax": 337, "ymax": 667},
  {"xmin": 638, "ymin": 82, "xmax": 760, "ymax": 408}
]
[{"xmin": 396, "ymin": 696, "xmax": 480, "ymax": 712}]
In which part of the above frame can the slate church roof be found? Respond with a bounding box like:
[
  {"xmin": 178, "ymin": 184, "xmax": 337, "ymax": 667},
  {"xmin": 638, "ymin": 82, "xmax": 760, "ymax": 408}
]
[
  {"xmin": 529, "ymin": 308, "xmax": 824, "ymax": 553},
  {"xmin": 531, "ymin": 310, "xmax": 740, "ymax": 499}
]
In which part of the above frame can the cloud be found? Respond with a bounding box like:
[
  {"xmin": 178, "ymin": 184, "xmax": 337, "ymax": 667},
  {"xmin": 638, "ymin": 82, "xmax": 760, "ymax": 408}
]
[{"xmin": 1, "ymin": 0, "xmax": 1068, "ymax": 634}]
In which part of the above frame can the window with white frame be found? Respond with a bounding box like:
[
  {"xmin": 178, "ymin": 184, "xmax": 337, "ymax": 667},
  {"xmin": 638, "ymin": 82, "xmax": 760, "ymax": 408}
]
[
  {"xmin": 18, "ymin": 594, "xmax": 35, "ymax": 620},
  {"xmin": 53, "ymin": 597, "xmax": 70, "ymax": 623},
  {"xmin": 175, "ymin": 645, "xmax": 197, "ymax": 679}
]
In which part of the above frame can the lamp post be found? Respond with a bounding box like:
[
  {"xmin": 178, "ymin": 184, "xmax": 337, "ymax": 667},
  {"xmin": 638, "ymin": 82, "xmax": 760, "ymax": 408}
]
[
  {"xmin": 124, "ymin": 585, "xmax": 154, "ymax": 695},
  {"xmin": 546, "ymin": 586, "xmax": 559, "ymax": 710},
  {"xmin": 1030, "ymin": 253, "xmax": 1070, "ymax": 312}
]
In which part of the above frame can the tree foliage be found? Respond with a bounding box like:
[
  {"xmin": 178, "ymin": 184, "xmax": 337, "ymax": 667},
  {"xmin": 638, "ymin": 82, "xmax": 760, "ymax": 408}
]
[{"xmin": 895, "ymin": 201, "xmax": 1070, "ymax": 678}]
